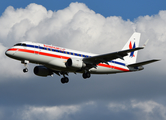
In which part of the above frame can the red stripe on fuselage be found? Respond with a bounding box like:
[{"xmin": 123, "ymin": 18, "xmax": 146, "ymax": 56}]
[
  {"xmin": 18, "ymin": 48, "xmax": 35, "ymax": 54},
  {"xmin": 98, "ymin": 63, "xmax": 129, "ymax": 72},
  {"xmin": 7, "ymin": 48, "xmax": 18, "ymax": 51},
  {"xmin": 39, "ymin": 51, "xmax": 70, "ymax": 59},
  {"xmin": 7, "ymin": 48, "xmax": 129, "ymax": 72}
]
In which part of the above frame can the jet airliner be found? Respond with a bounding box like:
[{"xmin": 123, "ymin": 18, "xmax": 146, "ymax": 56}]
[{"xmin": 5, "ymin": 32, "xmax": 159, "ymax": 84}]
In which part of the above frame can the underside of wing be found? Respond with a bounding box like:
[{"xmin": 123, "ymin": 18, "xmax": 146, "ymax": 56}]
[{"xmin": 83, "ymin": 47, "xmax": 143, "ymax": 65}]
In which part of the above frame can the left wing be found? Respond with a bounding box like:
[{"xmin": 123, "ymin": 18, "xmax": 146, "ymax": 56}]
[{"xmin": 83, "ymin": 47, "xmax": 143, "ymax": 65}]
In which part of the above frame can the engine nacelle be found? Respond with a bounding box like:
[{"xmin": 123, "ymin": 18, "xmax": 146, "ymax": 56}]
[
  {"xmin": 66, "ymin": 58, "xmax": 85, "ymax": 69},
  {"xmin": 34, "ymin": 66, "xmax": 52, "ymax": 77},
  {"xmin": 137, "ymin": 66, "xmax": 144, "ymax": 70}
]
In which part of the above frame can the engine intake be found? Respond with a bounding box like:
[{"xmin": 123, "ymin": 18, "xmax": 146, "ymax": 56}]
[
  {"xmin": 34, "ymin": 66, "xmax": 52, "ymax": 77},
  {"xmin": 66, "ymin": 58, "xmax": 85, "ymax": 69}
]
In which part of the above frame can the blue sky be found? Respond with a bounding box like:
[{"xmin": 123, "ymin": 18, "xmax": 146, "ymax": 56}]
[{"xmin": 0, "ymin": 0, "xmax": 166, "ymax": 20}]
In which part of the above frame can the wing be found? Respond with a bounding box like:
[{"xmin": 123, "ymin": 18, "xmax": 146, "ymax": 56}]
[{"xmin": 83, "ymin": 47, "xmax": 144, "ymax": 65}]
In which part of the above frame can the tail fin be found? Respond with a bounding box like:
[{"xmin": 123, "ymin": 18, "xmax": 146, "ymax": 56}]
[{"xmin": 122, "ymin": 32, "xmax": 141, "ymax": 65}]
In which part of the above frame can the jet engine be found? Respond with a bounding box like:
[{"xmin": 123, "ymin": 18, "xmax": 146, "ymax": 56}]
[
  {"xmin": 66, "ymin": 58, "xmax": 86, "ymax": 69},
  {"xmin": 34, "ymin": 66, "xmax": 52, "ymax": 77}
]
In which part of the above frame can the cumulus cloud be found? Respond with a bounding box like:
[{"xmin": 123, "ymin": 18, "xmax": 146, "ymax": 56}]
[
  {"xmin": 0, "ymin": 105, "xmax": 79, "ymax": 120},
  {"xmin": 108, "ymin": 100, "xmax": 166, "ymax": 120},
  {"xmin": 1, "ymin": 100, "xmax": 166, "ymax": 120},
  {"xmin": 131, "ymin": 100, "xmax": 166, "ymax": 120},
  {"xmin": 21, "ymin": 105, "xmax": 80, "ymax": 120},
  {"xmin": 0, "ymin": 101, "xmax": 97, "ymax": 120}
]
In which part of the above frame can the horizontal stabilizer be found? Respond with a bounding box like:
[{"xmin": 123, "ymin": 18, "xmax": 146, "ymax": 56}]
[{"xmin": 127, "ymin": 59, "xmax": 160, "ymax": 67}]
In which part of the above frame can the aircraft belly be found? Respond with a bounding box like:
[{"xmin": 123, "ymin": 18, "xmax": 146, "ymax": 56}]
[
  {"xmin": 90, "ymin": 66, "xmax": 117, "ymax": 74},
  {"xmin": 90, "ymin": 65, "xmax": 128, "ymax": 74}
]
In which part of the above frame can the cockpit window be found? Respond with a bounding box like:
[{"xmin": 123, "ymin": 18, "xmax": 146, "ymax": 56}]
[
  {"xmin": 22, "ymin": 43, "xmax": 26, "ymax": 46},
  {"xmin": 14, "ymin": 43, "xmax": 22, "ymax": 46},
  {"xmin": 14, "ymin": 43, "xmax": 26, "ymax": 46}
]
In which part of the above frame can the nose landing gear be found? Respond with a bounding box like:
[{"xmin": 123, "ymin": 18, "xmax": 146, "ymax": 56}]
[
  {"xmin": 23, "ymin": 68, "xmax": 28, "ymax": 73},
  {"xmin": 21, "ymin": 60, "xmax": 29, "ymax": 73}
]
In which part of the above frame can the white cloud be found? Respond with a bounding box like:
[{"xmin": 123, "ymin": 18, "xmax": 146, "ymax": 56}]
[
  {"xmin": 131, "ymin": 100, "xmax": 166, "ymax": 120},
  {"xmin": 21, "ymin": 105, "xmax": 80, "ymax": 120},
  {"xmin": 1, "ymin": 99, "xmax": 166, "ymax": 120},
  {"xmin": 0, "ymin": 101, "xmax": 97, "ymax": 120},
  {"xmin": 132, "ymin": 100, "xmax": 160, "ymax": 113},
  {"xmin": 107, "ymin": 100, "xmax": 166, "ymax": 120},
  {"xmin": 0, "ymin": 4, "xmax": 52, "ymax": 42},
  {"xmin": 108, "ymin": 102, "xmax": 127, "ymax": 112},
  {"xmin": 0, "ymin": 43, "xmax": 26, "ymax": 79},
  {"xmin": 0, "ymin": 2, "xmax": 165, "ymax": 78}
]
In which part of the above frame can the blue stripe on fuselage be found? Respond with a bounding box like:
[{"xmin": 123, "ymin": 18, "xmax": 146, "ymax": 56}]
[{"xmin": 22, "ymin": 44, "xmax": 126, "ymax": 66}]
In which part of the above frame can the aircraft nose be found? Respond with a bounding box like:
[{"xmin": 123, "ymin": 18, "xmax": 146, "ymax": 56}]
[
  {"xmin": 5, "ymin": 49, "xmax": 10, "ymax": 56},
  {"xmin": 5, "ymin": 49, "xmax": 14, "ymax": 57}
]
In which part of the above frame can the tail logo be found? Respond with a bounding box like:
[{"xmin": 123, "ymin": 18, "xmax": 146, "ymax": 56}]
[{"xmin": 129, "ymin": 41, "xmax": 135, "ymax": 57}]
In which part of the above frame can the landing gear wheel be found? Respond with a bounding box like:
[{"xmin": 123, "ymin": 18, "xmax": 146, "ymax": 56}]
[
  {"xmin": 61, "ymin": 78, "xmax": 65, "ymax": 84},
  {"xmin": 23, "ymin": 68, "xmax": 28, "ymax": 73},
  {"xmin": 82, "ymin": 72, "xmax": 91, "ymax": 79},
  {"xmin": 64, "ymin": 77, "xmax": 69, "ymax": 83},
  {"xmin": 61, "ymin": 77, "xmax": 69, "ymax": 84},
  {"xmin": 83, "ymin": 73, "xmax": 87, "ymax": 79}
]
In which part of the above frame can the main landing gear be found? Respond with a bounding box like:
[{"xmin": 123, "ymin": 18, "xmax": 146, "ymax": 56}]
[
  {"xmin": 82, "ymin": 71, "xmax": 91, "ymax": 79},
  {"xmin": 60, "ymin": 71, "xmax": 91, "ymax": 84},
  {"xmin": 21, "ymin": 60, "xmax": 29, "ymax": 73},
  {"xmin": 61, "ymin": 77, "xmax": 69, "ymax": 84},
  {"xmin": 60, "ymin": 72, "xmax": 69, "ymax": 84}
]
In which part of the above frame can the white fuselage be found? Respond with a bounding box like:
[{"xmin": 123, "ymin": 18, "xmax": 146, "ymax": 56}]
[{"xmin": 6, "ymin": 42, "xmax": 132, "ymax": 74}]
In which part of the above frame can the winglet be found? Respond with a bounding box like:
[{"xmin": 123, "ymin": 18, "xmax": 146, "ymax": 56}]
[{"xmin": 142, "ymin": 39, "xmax": 149, "ymax": 48}]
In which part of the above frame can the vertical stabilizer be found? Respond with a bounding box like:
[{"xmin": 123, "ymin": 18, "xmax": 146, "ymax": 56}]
[{"xmin": 122, "ymin": 32, "xmax": 141, "ymax": 65}]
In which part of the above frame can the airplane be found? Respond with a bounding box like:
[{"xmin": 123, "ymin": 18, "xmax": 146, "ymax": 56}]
[{"xmin": 5, "ymin": 32, "xmax": 159, "ymax": 84}]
